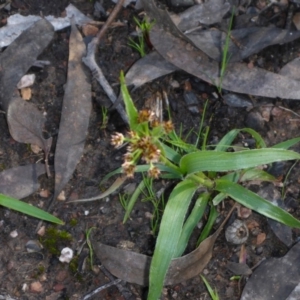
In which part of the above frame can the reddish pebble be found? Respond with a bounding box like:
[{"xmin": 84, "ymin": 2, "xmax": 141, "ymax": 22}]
[
  {"xmin": 30, "ymin": 281, "xmax": 43, "ymax": 293},
  {"xmin": 53, "ymin": 283, "xmax": 65, "ymax": 292}
]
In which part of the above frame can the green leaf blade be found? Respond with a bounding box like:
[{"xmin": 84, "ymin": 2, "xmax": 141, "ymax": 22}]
[
  {"xmin": 120, "ymin": 70, "xmax": 138, "ymax": 129},
  {"xmin": 180, "ymin": 149, "xmax": 300, "ymax": 174},
  {"xmin": 0, "ymin": 194, "xmax": 64, "ymax": 224},
  {"xmin": 215, "ymin": 180, "xmax": 300, "ymax": 228},
  {"xmin": 148, "ymin": 179, "xmax": 198, "ymax": 300}
]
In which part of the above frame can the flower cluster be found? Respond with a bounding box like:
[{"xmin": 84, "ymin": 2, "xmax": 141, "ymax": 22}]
[{"xmin": 110, "ymin": 109, "xmax": 174, "ymax": 179}]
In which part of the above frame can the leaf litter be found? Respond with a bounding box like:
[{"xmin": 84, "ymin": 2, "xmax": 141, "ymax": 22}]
[
  {"xmin": 53, "ymin": 19, "xmax": 92, "ymax": 201},
  {"xmin": 95, "ymin": 205, "xmax": 236, "ymax": 285},
  {"xmin": 0, "ymin": 164, "xmax": 45, "ymax": 199},
  {"xmin": 0, "ymin": 18, "xmax": 54, "ymax": 176},
  {"xmin": 0, "ymin": 1, "xmax": 299, "ymax": 299},
  {"xmin": 133, "ymin": 0, "xmax": 300, "ymax": 100}
]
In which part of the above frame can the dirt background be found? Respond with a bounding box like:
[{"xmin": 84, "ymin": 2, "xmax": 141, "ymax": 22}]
[{"xmin": 1, "ymin": 0, "xmax": 300, "ymax": 299}]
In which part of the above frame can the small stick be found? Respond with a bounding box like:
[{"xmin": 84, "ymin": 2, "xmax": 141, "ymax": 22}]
[
  {"xmin": 82, "ymin": 279, "xmax": 122, "ymax": 300},
  {"xmin": 100, "ymin": 265, "xmax": 134, "ymax": 300},
  {"xmin": 82, "ymin": 0, "xmax": 128, "ymax": 124}
]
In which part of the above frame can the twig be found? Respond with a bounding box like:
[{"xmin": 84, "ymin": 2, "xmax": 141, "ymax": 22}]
[
  {"xmin": 82, "ymin": 0, "xmax": 128, "ymax": 124},
  {"xmin": 100, "ymin": 265, "xmax": 134, "ymax": 300},
  {"xmin": 82, "ymin": 279, "xmax": 122, "ymax": 300}
]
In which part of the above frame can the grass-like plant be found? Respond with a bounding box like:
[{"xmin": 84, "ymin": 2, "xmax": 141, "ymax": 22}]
[
  {"xmin": 128, "ymin": 16, "xmax": 155, "ymax": 57},
  {"xmin": 101, "ymin": 71, "xmax": 300, "ymax": 299},
  {"xmin": 200, "ymin": 275, "xmax": 219, "ymax": 300},
  {"xmin": 217, "ymin": 7, "xmax": 235, "ymax": 94},
  {"xmin": 0, "ymin": 193, "xmax": 63, "ymax": 224}
]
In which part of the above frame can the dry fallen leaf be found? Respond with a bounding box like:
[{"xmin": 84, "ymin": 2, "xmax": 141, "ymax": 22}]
[
  {"xmin": 141, "ymin": 0, "xmax": 300, "ymax": 100},
  {"xmin": 241, "ymin": 242, "xmax": 300, "ymax": 300},
  {"xmin": 0, "ymin": 19, "xmax": 54, "ymax": 175},
  {"xmin": 0, "ymin": 164, "xmax": 46, "ymax": 199},
  {"xmin": 53, "ymin": 19, "xmax": 92, "ymax": 200},
  {"xmin": 95, "ymin": 222, "xmax": 223, "ymax": 286}
]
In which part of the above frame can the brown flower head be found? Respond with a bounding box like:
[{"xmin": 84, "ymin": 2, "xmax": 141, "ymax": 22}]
[
  {"xmin": 163, "ymin": 120, "xmax": 174, "ymax": 134},
  {"xmin": 122, "ymin": 162, "xmax": 136, "ymax": 178},
  {"xmin": 142, "ymin": 143, "xmax": 161, "ymax": 163},
  {"xmin": 148, "ymin": 166, "xmax": 161, "ymax": 179},
  {"xmin": 138, "ymin": 110, "xmax": 155, "ymax": 123}
]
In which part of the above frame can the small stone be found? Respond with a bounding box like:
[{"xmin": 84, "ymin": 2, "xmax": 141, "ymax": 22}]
[
  {"xmin": 30, "ymin": 281, "xmax": 43, "ymax": 293},
  {"xmin": 17, "ymin": 74, "xmax": 36, "ymax": 89},
  {"xmin": 59, "ymin": 247, "xmax": 73, "ymax": 263},
  {"xmin": 31, "ymin": 144, "xmax": 42, "ymax": 154},
  {"xmin": 57, "ymin": 191, "xmax": 66, "ymax": 201},
  {"xmin": 22, "ymin": 283, "xmax": 28, "ymax": 292},
  {"xmin": 37, "ymin": 225, "xmax": 46, "ymax": 236},
  {"xmin": 10, "ymin": 230, "xmax": 18, "ymax": 238},
  {"xmin": 39, "ymin": 189, "xmax": 50, "ymax": 198},
  {"xmin": 53, "ymin": 283, "xmax": 65, "ymax": 292},
  {"xmin": 255, "ymin": 246, "xmax": 264, "ymax": 255},
  {"xmin": 21, "ymin": 87, "xmax": 32, "ymax": 100},
  {"xmin": 246, "ymin": 111, "xmax": 265, "ymax": 131},
  {"xmin": 26, "ymin": 240, "xmax": 43, "ymax": 252}
]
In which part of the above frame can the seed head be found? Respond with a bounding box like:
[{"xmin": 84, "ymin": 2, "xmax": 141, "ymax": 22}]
[
  {"xmin": 163, "ymin": 120, "xmax": 174, "ymax": 134},
  {"xmin": 122, "ymin": 162, "xmax": 136, "ymax": 178},
  {"xmin": 138, "ymin": 110, "xmax": 155, "ymax": 123},
  {"xmin": 111, "ymin": 132, "xmax": 124, "ymax": 147},
  {"xmin": 148, "ymin": 166, "xmax": 161, "ymax": 179}
]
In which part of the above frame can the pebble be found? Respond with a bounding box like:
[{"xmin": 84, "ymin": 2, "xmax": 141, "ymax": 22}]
[
  {"xmin": 245, "ymin": 111, "xmax": 265, "ymax": 131},
  {"xmin": 30, "ymin": 281, "xmax": 43, "ymax": 293},
  {"xmin": 26, "ymin": 240, "xmax": 43, "ymax": 252},
  {"xmin": 10, "ymin": 230, "xmax": 18, "ymax": 238},
  {"xmin": 59, "ymin": 247, "xmax": 73, "ymax": 263}
]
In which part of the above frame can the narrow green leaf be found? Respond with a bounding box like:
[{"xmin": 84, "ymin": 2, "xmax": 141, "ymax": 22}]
[
  {"xmin": 212, "ymin": 192, "xmax": 227, "ymax": 206},
  {"xmin": 174, "ymin": 192, "xmax": 209, "ymax": 258},
  {"xmin": 123, "ymin": 180, "xmax": 145, "ymax": 223},
  {"xmin": 215, "ymin": 128, "xmax": 266, "ymax": 151},
  {"xmin": 180, "ymin": 149, "xmax": 300, "ymax": 174},
  {"xmin": 272, "ymin": 137, "xmax": 300, "ymax": 149},
  {"xmin": 120, "ymin": 70, "xmax": 138, "ymax": 129},
  {"xmin": 148, "ymin": 180, "xmax": 198, "ymax": 300},
  {"xmin": 240, "ymin": 169, "xmax": 276, "ymax": 182},
  {"xmin": 214, "ymin": 129, "xmax": 240, "ymax": 151},
  {"xmin": 160, "ymin": 142, "xmax": 182, "ymax": 164},
  {"xmin": 0, "ymin": 194, "xmax": 63, "ymax": 224},
  {"xmin": 215, "ymin": 179, "xmax": 300, "ymax": 228},
  {"xmin": 200, "ymin": 275, "xmax": 219, "ymax": 300},
  {"xmin": 197, "ymin": 205, "xmax": 218, "ymax": 245}
]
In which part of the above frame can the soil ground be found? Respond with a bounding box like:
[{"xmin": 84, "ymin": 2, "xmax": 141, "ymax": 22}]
[{"xmin": 1, "ymin": 0, "xmax": 300, "ymax": 299}]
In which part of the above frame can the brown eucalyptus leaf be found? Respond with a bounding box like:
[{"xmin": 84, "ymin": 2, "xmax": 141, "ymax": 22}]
[
  {"xmin": 279, "ymin": 57, "xmax": 300, "ymax": 80},
  {"xmin": 187, "ymin": 27, "xmax": 300, "ymax": 62},
  {"xmin": 174, "ymin": 0, "xmax": 231, "ymax": 31},
  {"xmin": 141, "ymin": 0, "xmax": 300, "ymax": 99},
  {"xmin": 125, "ymin": 51, "xmax": 178, "ymax": 88},
  {"xmin": 7, "ymin": 96, "xmax": 52, "ymax": 155},
  {"xmin": 0, "ymin": 19, "xmax": 54, "ymax": 112},
  {"xmin": 53, "ymin": 20, "xmax": 91, "ymax": 199},
  {"xmin": 95, "ymin": 226, "xmax": 221, "ymax": 286},
  {"xmin": 151, "ymin": 24, "xmax": 300, "ymax": 99},
  {"xmin": 0, "ymin": 164, "xmax": 45, "ymax": 199},
  {"xmin": 241, "ymin": 242, "xmax": 300, "ymax": 300}
]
